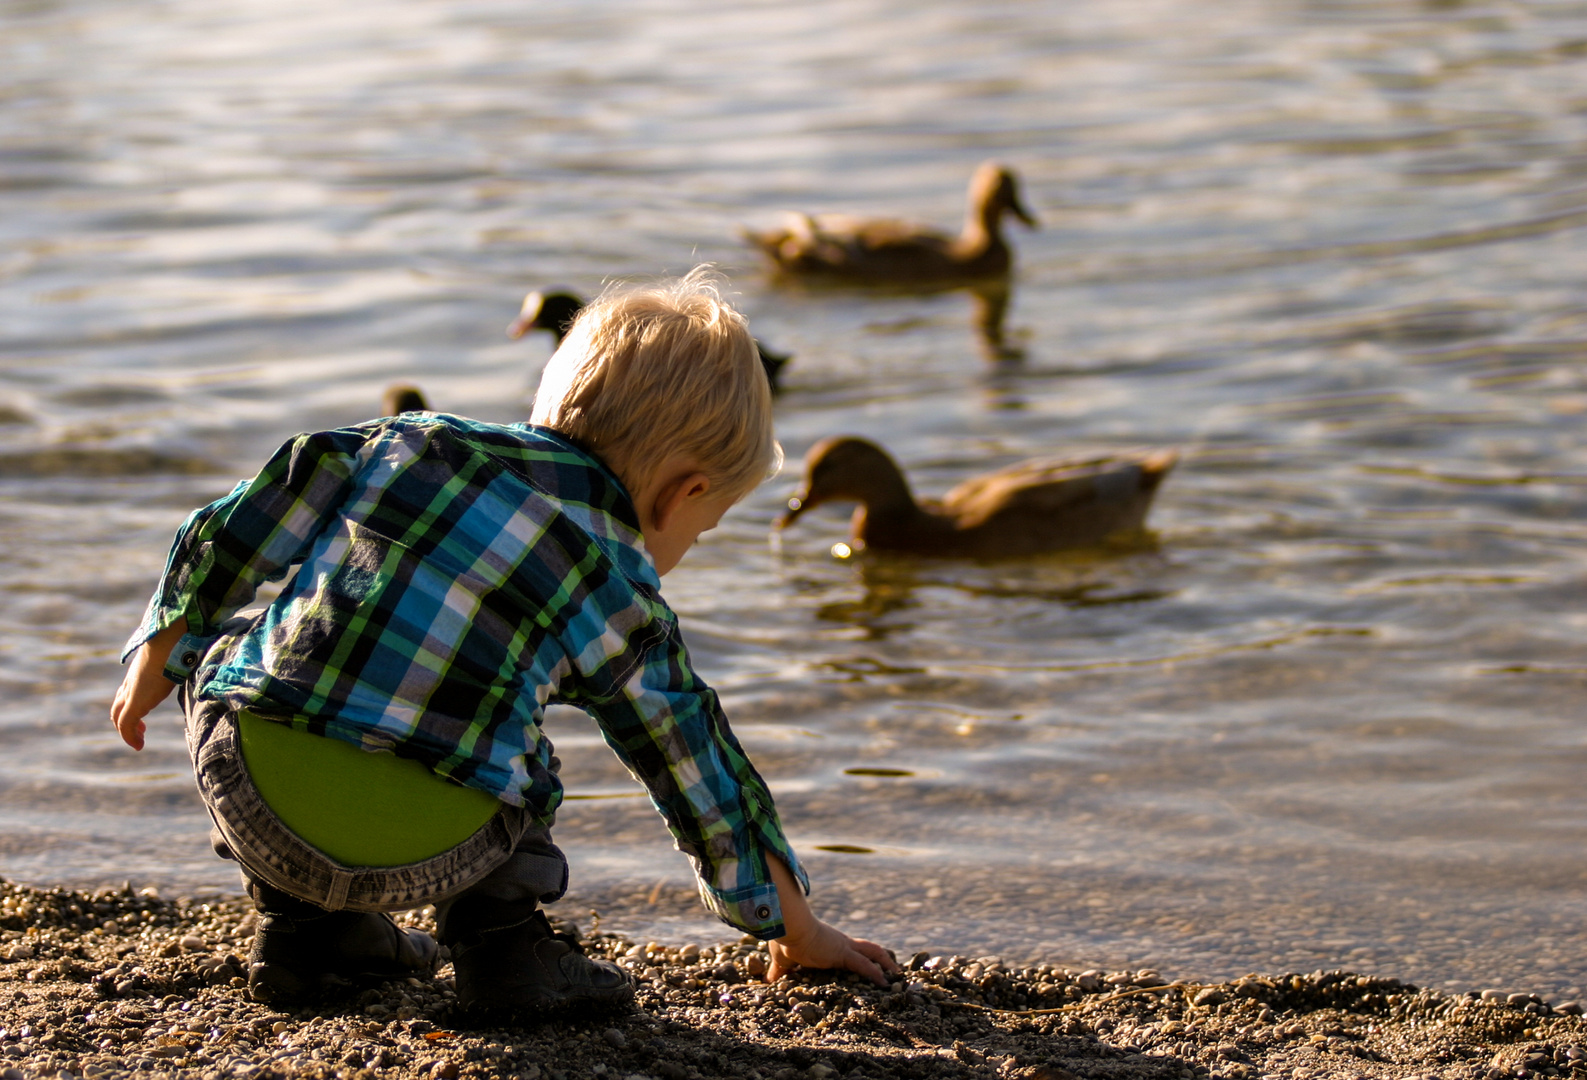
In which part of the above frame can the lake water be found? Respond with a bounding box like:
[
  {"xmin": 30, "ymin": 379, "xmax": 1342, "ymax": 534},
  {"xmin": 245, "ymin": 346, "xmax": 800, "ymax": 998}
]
[{"xmin": 6, "ymin": 0, "xmax": 1587, "ymax": 1001}]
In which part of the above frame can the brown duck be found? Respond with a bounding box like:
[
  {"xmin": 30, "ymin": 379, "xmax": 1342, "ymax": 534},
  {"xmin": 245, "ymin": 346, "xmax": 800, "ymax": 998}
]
[
  {"xmin": 778, "ymin": 436, "xmax": 1176, "ymax": 558},
  {"xmin": 743, "ymin": 162, "xmax": 1037, "ymax": 285},
  {"xmin": 507, "ymin": 288, "xmax": 790, "ymax": 393}
]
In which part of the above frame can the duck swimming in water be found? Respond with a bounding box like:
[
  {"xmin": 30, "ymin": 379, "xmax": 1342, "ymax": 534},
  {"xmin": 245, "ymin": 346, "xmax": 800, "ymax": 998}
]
[
  {"xmin": 778, "ymin": 436, "xmax": 1176, "ymax": 558},
  {"xmin": 508, "ymin": 288, "xmax": 791, "ymax": 393},
  {"xmin": 743, "ymin": 162, "xmax": 1038, "ymax": 286}
]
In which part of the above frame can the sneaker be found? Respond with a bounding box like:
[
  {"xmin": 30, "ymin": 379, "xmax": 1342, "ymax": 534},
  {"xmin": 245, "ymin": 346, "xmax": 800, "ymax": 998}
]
[
  {"xmin": 246, "ymin": 882, "xmax": 439, "ymax": 1005},
  {"xmin": 441, "ymin": 896, "xmax": 634, "ymax": 1018}
]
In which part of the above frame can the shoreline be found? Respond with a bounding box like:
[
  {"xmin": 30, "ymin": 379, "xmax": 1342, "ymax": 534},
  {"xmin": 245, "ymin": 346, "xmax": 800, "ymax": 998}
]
[{"xmin": 0, "ymin": 879, "xmax": 1578, "ymax": 1080}]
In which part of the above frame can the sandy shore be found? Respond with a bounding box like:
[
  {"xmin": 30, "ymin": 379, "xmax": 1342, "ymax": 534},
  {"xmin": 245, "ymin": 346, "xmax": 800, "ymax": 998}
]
[{"xmin": 0, "ymin": 878, "xmax": 1579, "ymax": 1080}]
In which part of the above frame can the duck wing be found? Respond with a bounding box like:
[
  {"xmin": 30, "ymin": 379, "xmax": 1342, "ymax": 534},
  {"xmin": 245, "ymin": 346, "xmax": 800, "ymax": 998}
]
[
  {"xmin": 941, "ymin": 450, "xmax": 1177, "ymax": 550},
  {"xmin": 745, "ymin": 213, "xmax": 954, "ymax": 276}
]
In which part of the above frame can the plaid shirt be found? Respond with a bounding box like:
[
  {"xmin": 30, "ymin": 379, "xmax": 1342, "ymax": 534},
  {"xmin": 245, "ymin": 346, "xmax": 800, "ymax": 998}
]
[{"xmin": 124, "ymin": 414, "xmax": 807, "ymax": 937}]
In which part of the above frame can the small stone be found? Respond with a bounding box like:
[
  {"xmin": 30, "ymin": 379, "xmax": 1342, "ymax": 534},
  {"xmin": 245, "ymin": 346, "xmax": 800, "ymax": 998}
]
[
  {"xmin": 271, "ymin": 1022, "xmax": 288, "ymax": 1036},
  {"xmin": 179, "ymin": 936, "xmax": 205, "ymax": 953},
  {"xmin": 678, "ymin": 944, "xmax": 700, "ymax": 964},
  {"xmin": 1557, "ymin": 1002, "xmax": 1583, "ymax": 1016},
  {"xmin": 1193, "ymin": 987, "xmax": 1225, "ymax": 1006},
  {"xmin": 602, "ymin": 1028, "xmax": 627, "ymax": 1051},
  {"xmin": 1508, "ymin": 993, "xmax": 1533, "ymax": 1007},
  {"xmin": 793, "ymin": 1002, "xmax": 824, "ymax": 1025},
  {"xmin": 745, "ymin": 954, "xmax": 767, "ymax": 978},
  {"xmin": 1481, "ymin": 989, "xmax": 1506, "ymax": 1001},
  {"xmin": 1077, "ymin": 973, "xmax": 1102, "ymax": 993},
  {"xmin": 435, "ymin": 1062, "xmax": 461, "ymax": 1080},
  {"xmin": 714, "ymin": 961, "xmax": 742, "ymax": 984}
]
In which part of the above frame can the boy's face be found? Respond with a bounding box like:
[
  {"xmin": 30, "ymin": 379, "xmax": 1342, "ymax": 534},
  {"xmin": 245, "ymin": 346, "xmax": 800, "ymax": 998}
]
[{"xmin": 645, "ymin": 490, "xmax": 735, "ymax": 576}]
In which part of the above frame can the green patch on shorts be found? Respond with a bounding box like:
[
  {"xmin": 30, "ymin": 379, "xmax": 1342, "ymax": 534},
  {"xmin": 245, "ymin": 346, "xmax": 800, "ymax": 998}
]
[{"xmin": 237, "ymin": 708, "xmax": 500, "ymax": 867}]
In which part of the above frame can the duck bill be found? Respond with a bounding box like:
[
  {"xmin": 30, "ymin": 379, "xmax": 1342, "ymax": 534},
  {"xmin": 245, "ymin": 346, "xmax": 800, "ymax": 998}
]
[
  {"xmin": 1011, "ymin": 196, "xmax": 1038, "ymax": 229},
  {"xmin": 777, "ymin": 494, "xmax": 811, "ymax": 529},
  {"xmin": 506, "ymin": 292, "xmax": 546, "ymax": 339}
]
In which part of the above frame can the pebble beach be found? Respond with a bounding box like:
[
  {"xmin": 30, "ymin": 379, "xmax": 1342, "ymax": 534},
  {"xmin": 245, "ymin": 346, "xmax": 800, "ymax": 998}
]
[{"xmin": 2, "ymin": 879, "xmax": 1582, "ymax": 1080}]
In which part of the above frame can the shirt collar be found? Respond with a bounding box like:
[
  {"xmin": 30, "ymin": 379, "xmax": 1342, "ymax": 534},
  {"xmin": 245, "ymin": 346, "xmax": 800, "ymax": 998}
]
[{"xmin": 512, "ymin": 424, "xmax": 641, "ymax": 534}]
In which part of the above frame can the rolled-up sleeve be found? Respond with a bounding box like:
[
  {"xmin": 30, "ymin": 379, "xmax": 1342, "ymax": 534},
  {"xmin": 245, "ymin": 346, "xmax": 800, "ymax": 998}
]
[{"xmin": 581, "ymin": 619, "xmax": 808, "ymax": 939}]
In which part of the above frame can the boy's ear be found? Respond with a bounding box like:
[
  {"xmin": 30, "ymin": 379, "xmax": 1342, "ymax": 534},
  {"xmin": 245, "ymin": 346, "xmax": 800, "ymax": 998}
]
[{"xmin": 651, "ymin": 470, "xmax": 713, "ymax": 532}]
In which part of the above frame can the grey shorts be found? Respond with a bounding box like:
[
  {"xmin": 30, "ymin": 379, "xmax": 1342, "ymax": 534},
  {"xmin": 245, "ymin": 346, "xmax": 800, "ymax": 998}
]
[{"xmin": 184, "ymin": 684, "xmax": 569, "ymax": 914}]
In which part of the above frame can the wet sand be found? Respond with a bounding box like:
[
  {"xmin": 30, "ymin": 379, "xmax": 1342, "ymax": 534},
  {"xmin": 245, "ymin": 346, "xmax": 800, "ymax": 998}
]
[{"xmin": 1, "ymin": 879, "xmax": 1579, "ymax": 1080}]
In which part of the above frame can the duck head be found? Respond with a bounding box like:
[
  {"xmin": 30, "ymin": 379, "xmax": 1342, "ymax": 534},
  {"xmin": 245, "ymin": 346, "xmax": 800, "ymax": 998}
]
[
  {"xmin": 779, "ymin": 436, "xmax": 916, "ymax": 528},
  {"xmin": 383, "ymin": 383, "xmax": 431, "ymax": 416},
  {"xmin": 507, "ymin": 290, "xmax": 585, "ymax": 343},
  {"xmin": 969, "ymin": 161, "xmax": 1038, "ymax": 231}
]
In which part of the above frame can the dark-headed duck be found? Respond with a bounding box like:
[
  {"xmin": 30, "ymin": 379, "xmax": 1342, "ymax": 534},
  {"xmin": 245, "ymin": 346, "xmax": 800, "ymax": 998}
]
[
  {"xmin": 382, "ymin": 383, "xmax": 431, "ymax": 416},
  {"xmin": 507, "ymin": 288, "xmax": 790, "ymax": 393}
]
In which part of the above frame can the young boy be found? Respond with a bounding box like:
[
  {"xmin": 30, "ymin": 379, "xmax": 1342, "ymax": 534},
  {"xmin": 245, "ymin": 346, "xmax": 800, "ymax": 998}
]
[{"xmin": 110, "ymin": 270, "xmax": 898, "ymax": 1015}]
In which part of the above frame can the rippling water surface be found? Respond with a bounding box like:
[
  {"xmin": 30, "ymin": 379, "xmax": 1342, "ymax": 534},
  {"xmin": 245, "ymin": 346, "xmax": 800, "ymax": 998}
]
[{"xmin": 6, "ymin": 0, "xmax": 1587, "ymax": 999}]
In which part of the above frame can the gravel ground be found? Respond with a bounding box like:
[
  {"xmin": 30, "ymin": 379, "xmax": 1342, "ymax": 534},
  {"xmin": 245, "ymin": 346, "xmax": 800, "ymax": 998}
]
[{"xmin": 1, "ymin": 879, "xmax": 1583, "ymax": 1080}]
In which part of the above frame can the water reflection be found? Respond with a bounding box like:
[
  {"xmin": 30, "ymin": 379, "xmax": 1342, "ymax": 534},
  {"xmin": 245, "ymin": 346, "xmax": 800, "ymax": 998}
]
[
  {"xmin": 969, "ymin": 282, "xmax": 1024, "ymax": 364},
  {"xmin": 0, "ymin": 447, "xmax": 219, "ymax": 478},
  {"xmin": 812, "ymin": 552, "xmax": 1173, "ymax": 641}
]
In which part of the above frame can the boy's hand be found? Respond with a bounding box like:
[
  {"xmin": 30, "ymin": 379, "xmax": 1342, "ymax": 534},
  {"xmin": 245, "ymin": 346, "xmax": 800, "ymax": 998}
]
[
  {"xmin": 110, "ymin": 619, "xmax": 187, "ymax": 751},
  {"xmin": 762, "ymin": 852, "xmax": 900, "ymax": 987},
  {"xmin": 766, "ymin": 919, "xmax": 899, "ymax": 986}
]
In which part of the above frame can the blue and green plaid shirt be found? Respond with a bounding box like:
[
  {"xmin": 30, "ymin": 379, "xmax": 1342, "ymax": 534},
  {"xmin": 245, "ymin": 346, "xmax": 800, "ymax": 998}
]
[{"xmin": 123, "ymin": 414, "xmax": 807, "ymax": 937}]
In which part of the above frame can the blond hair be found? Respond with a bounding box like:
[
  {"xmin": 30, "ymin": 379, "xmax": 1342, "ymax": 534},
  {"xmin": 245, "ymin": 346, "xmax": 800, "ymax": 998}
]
[{"xmin": 529, "ymin": 267, "xmax": 780, "ymax": 500}]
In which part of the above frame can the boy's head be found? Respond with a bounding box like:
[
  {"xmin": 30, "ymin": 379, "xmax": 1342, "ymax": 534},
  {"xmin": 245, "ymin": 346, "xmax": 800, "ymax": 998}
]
[{"xmin": 529, "ymin": 267, "xmax": 779, "ymax": 505}]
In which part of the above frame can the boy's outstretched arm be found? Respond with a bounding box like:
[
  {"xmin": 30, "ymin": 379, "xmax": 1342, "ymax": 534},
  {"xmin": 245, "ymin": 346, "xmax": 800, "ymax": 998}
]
[
  {"xmin": 110, "ymin": 618, "xmax": 188, "ymax": 751},
  {"xmin": 764, "ymin": 854, "xmax": 900, "ymax": 986}
]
